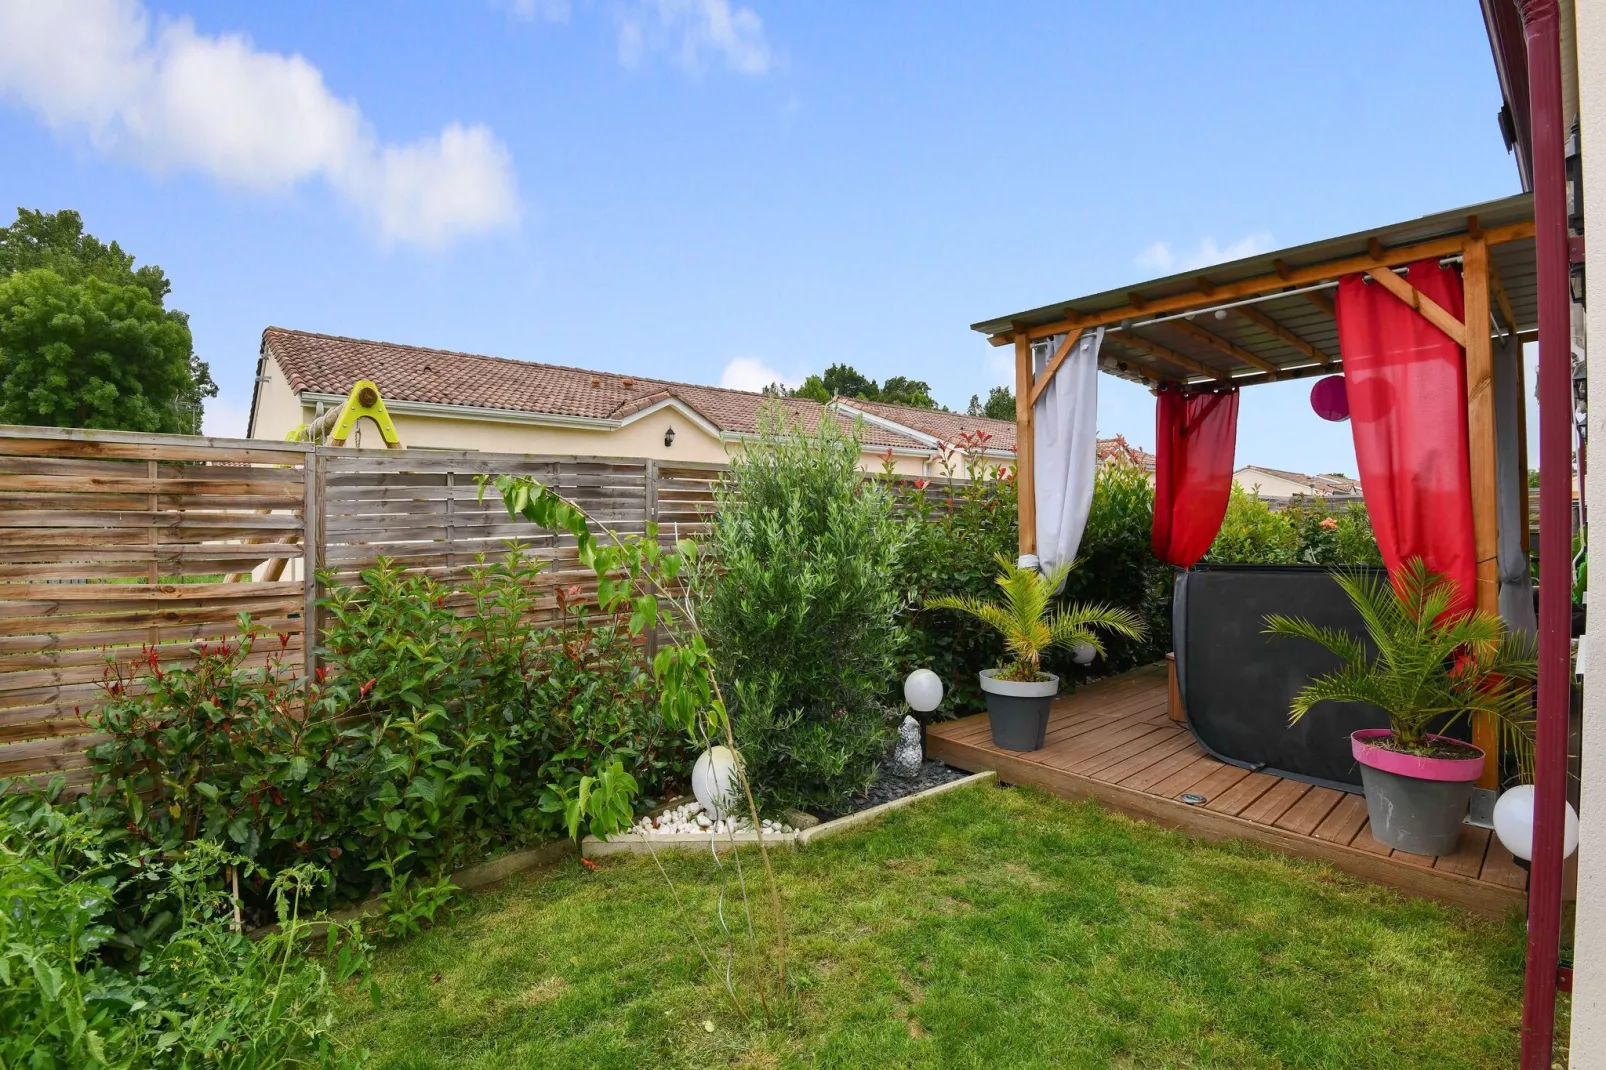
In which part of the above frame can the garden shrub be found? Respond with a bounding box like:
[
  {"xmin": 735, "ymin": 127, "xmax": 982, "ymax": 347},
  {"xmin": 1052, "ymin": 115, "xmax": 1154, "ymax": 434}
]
[
  {"xmin": 1283, "ymin": 496, "xmax": 1384, "ymax": 566},
  {"xmin": 1205, "ymin": 482, "xmax": 1300, "ymax": 563},
  {"xmin": 703, "ymin": 410, "xmax": 908, "ymax": 815},
  {"xmin": 1053, "ymin": 461, "xmax": 1172, "ymax": 677},
  {"xmin": 897, "ymin": 444, "xmax": 1170, "ymax": 717},
  {"xmin": 82, "ymin": 546, "xmax": 686, "ymax": 924},
  {"xmin": 1204, "ymin": 484, "xmax": 1382, "ymax": 566},
  {"xmin": 0, "ymin": 782, "xmax": 374, "ymax": 1069},
  {"xmin": 893, "ymin": 434, "xmax": 1016, "ymax": 715}
]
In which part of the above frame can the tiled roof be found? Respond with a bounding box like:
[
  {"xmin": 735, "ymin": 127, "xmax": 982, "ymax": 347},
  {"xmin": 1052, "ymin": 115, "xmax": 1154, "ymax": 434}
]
[
  {"xmin": 1237, "ymin": 465, "xmax": 1361, "ymax": 495},
  {"xmin": 825, "ymin": 396, "xmax": 1159, "ymax": 471},
  {"xmin": 259, "ymin": 328, "xmax": 928, "ymax": 450},
  {"xmin": 1096, "ymin": 434, "xmax": 1156, "ymax": 473},
  {"xmin": 832, "ymin": 397, "xmax": 1017, "ymax": 452}
]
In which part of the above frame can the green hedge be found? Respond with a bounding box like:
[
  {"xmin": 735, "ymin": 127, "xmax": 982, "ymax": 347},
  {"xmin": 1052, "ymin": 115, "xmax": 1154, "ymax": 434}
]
[{"xmin": 1204, "ymin": 484, "xmax": 1382, "ymax": 567}]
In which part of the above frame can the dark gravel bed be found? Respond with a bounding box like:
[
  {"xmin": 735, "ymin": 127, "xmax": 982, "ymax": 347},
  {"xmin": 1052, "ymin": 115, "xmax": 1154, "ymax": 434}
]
[{"xmin": 818, "ymin": 759, "xmax": 971, "ymax": 819}]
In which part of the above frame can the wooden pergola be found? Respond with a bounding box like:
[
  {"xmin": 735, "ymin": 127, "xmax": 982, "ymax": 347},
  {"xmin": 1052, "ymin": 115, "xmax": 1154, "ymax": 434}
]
[{"xmin": 972, "ymin": 192, "xmax": 1538, "ymax": 786}]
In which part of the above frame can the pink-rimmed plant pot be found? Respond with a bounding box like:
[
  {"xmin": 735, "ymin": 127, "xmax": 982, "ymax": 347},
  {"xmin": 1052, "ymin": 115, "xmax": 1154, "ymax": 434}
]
[{"xmin": 1351, "ymin": 729, "xmax": 1485, "ymax": 856}]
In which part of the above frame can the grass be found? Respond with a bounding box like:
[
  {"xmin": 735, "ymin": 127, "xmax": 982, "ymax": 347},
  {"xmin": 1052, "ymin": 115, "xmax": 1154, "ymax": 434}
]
[{"xmin": 335, "ymin": 783, "xmax": 1544, "ymax": 1069}]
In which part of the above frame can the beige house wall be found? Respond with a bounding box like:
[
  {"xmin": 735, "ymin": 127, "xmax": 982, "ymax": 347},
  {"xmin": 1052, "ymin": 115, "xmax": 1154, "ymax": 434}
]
[
  {"xmin": 249, "ymin": 356, "xmax": 312, "ymax": 444},
  {"xmin": 1232, "ymin": 469, "xmax": 1314, "ymax": 498},
  {"xmin": 1573, "ymin": 0, "xmax": 1604, "ymax": 1062},
  {"xmin": 248, "ymin": 355, "xmax": 935, "ymax": 475}
]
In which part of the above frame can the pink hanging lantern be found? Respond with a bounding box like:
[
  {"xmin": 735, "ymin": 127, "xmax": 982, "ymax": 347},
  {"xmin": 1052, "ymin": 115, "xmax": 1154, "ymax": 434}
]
[{"xmin": 1310, "ymin": 375, "xmax": 1349, "ymax": 422}]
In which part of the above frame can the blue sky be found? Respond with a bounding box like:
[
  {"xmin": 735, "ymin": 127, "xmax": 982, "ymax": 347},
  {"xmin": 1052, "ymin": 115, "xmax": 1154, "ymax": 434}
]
[{"xmin": 0, "ymin": 1, "xmax": 1522, "ymax": 476}]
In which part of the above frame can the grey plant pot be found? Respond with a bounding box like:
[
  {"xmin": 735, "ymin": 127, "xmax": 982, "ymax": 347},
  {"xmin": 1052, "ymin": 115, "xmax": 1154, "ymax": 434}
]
[
  {"xmin": 979, "ymin": 669, "xmax": 1059, "ymax": 752},
  {"xmin": 1352, "ymin": 729, "xmax": 1484, "ymax": 856}
]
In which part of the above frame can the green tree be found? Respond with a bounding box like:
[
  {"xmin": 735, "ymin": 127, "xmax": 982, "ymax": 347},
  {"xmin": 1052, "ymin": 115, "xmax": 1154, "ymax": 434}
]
[
  {"xmin": 791, "ymin": 376, "xmax": 830, "ymax": 403},
  {"xmin": 0, "ymin": 271, "xmax": 199, "ymax": 432},
  {"xmin": 794, "ymin": 363, "xmax": 879, "ymax": 404},
  {"xmin": 968, "ymin": 385, "xmax": 1014, "ymax": 421},
  {"xmin": 878, "ymin": 375, "xmax": 937, "ymax": 409},
  {"xmin": 0, "ymin": 208, "xmax": 169, "ymax": 302},
  {"xmin": 0, "ymin": 209, "xmax": 214, "ymax": 431},
  {"xmin": 791, "ymin": 364, "xmax": 942, "ymax": 409}
]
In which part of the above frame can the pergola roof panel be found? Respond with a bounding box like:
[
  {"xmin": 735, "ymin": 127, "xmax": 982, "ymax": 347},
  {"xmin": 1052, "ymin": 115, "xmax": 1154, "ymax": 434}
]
[{"xmin": 979, "ymin": 193, "xmax": 1537, "ymax": 388}]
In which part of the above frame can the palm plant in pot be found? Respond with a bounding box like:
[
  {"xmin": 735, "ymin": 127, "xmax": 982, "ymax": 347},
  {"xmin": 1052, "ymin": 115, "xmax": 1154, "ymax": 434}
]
[
  {"xmin": 928, "ymin": 555, "xmax": 1146, "ymax": 751},
  {"xmin": 1265, "ymin": 558, "xmax": 1536, "ymax": 856}
]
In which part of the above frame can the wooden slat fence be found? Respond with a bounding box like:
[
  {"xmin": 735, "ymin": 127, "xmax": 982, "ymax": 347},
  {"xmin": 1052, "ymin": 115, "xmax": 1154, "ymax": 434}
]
[
  {"xmin": 317, "ymin": 451, "xmax": 723, "ymax": 627},
  {"xmin": 0, "ymin": 427, "xmax": 314, "ymax": 788},
  {"xmin": 0, "ymin": 426, "xmax": 980, "ymax": 786}
]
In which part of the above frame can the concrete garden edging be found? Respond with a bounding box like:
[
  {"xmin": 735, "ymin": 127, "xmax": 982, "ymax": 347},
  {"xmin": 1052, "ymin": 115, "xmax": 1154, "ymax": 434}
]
[
  {"xmin": 795, "ymin": 770, "xmax": 997, "ymax": 845},
  {"xmin": 580, "ymin": 769, "xmax": 998, "ymax": 857}
]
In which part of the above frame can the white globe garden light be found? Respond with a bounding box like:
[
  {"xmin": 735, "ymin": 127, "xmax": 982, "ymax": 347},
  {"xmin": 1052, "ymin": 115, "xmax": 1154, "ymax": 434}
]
[
  {"xmin": 692, "ymin": 746, "xmax": 742, "ymax": 821},
  {"xmin": 903, "ymin": 669, "xmax": 944, "ymax": 713},
  {"xmin": 1071, "ymin": 642, "xmax": 1098, "ymax": 666},
  {"xmin": 1491, "ymin": 784, "xmax": 1580, "ymax": 862}
]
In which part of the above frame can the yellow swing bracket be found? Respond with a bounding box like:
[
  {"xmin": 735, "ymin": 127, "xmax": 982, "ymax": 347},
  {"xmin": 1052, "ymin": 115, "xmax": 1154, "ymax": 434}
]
[{"xmin": 287, "ymin": 380, "xmax": 403, "ymax": 448}]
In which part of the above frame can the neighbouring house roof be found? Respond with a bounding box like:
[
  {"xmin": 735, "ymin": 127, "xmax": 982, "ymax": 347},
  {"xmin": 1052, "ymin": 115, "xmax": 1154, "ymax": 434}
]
[
  {"xmin": 1235, "ymin": 465, "xmax": 1361, "ymax": 496},
  {"xmin": 829, "ymin": 398, "xmax": 1157, "ymax": 473},
  {"xmin": 829, "ymin": 396, "xmax": 1017, "ymax": 453},
  {"xmin": 254, "ymin": 328, "xmax": 932, "ymax": 451},
  {"xmin": 1097, "ymin": 434, "xmax": 1156, "ymax": 473},
  {"xmin": 256, "ymin": 327, "xmax": 1163, "ymax": 473}
]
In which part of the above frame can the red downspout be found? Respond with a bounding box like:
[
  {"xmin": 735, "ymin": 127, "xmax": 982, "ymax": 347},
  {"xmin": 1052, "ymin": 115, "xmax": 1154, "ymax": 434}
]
[{"xmin": 1519, "ymin": 1, "xmax": 1570, "ymax": 1066}]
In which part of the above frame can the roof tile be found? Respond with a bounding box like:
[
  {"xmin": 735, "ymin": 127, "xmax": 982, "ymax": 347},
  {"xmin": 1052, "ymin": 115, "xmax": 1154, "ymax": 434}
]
[{"xmin": 260, "ymin": 328, "xmax": 928, "ymax": 449}]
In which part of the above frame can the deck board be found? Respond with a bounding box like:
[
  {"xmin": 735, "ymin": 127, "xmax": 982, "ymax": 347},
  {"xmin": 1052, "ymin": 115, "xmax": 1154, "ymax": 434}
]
[
  {"xmin": 1311, "ymin": 793, "xmax": 1370, "ymax": 845},
  {"xmin": 926, "ymin": 663, "xmax": 1526, "ymax": 918}
]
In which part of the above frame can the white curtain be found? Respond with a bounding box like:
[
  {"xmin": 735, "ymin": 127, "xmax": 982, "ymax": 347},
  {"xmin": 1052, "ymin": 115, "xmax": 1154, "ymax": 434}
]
[{"xmin": 1031, "ymin": 327, "xmax": 1104, "ymax": 581}]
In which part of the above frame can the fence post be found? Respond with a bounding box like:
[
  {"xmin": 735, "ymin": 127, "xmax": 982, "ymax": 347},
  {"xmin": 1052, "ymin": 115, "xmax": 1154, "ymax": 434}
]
[
  {"xmin": 445, "ymin": 470, "xmax": 457, "ymax": 572},
  {"xmin": 303, "ymin": 447, "xmax": 323, "ymax": 683},
  {"xmin": 644, "ymin": 459, "xmax": 660, "ymax": 663}
]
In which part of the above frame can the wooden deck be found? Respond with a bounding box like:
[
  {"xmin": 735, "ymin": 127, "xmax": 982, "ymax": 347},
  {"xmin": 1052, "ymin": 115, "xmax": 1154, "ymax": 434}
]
[{"xmin": 926, "ymin": 663, "xmax": 1528, "ymax": 917}]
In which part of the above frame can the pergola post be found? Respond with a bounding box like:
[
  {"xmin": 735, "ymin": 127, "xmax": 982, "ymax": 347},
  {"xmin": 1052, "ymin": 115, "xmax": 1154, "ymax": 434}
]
[
  {"xmin": 1462, "ymin": 237, "xmax": 1502, "ymax": 789},
  {"xmin": 1015, "ymin": 330, "xmax": 1037, "ymax": 557}
]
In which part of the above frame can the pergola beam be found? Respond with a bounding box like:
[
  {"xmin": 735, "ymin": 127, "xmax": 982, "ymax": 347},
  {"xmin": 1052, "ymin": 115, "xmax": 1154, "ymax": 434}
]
[
  {"xmin": 1303, "ymin": 289, "xmax": 1337, "ymax": 319},
  {"xmin": 1489, "ymin": 259, "xmax": 1519, "ymax": 333},
  {"xmin": 1164, "ymin": 319, "xmax": 1282, "ymax": 377},
  {"xmin": 1014, "ymin": 332, "xmax": 1036, "ymax": 558},
  {"xmin": 1216, "ymin": 360, "xmax": 1343, "ymax": 390},
  {"xmin": 1462, "ymin": 238, "xmax": 1501, "ymax": 789},
  {"xmin": 986, "ymin": 219, "xmax": 1535, "ymax": 346},
  {"xmin": 1231, "ymin": 304, "xmax": 1334, "ymax": 366},
  {"xmin": 1111, "ymin": 331, "xmax": 1230, "ymax": 383},
  {"xmin": 1027, "ymin": 328, "xmax": 1083, "ymax": 407},
  {"xmin": 1363, "ymin": 267, "xmax": 1468, "ymax": 348}
]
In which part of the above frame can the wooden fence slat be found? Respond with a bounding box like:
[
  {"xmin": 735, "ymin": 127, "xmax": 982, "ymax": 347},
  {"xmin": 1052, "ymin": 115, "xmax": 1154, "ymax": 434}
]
[{"xmin": 0, "ymin": 581, "xmax": 304, "ymax": 603}]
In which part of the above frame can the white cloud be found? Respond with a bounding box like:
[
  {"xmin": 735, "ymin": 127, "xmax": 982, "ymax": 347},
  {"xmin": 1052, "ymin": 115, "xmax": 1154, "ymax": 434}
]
[
  {"xmin": 1134, "ymin": 232, "xmax": 1274, "ymax": 274},
  {"xmin": 202, "ymin": 394, "xmax": 252, "ymax": 439},
  {"xmin": 719, "ymin": 356, "xmax": 793, "ymax": 393},
  {"xmin": 496, "ymin": 0, "xmax": 571, "ymax": 23},
  {"xmin": 614, "ymin": 0, "xmax": 772, "ymax": 76},
  {"xmin": 0, "ymin": 0, "xmax": 521, "ymax": 248},
  {"xmin": 986, "ymin": 347, "xmax": 1014, "ymax": 386}
]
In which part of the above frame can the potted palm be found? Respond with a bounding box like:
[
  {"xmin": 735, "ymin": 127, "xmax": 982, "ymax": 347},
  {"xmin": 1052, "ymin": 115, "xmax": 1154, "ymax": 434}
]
[
  {"xmin": 929, "ymin": 555, "xmax": 1146, "ymax": 751},
  {"xmin": 1265, "ymin": 559, "xmax": 1536, "ymax": 855}
]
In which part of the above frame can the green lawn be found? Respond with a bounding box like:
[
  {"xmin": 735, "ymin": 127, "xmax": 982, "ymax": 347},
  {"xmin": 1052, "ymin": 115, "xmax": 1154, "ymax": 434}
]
[{"xmin": 335, "ymin": 782, "xmax": 1543, "ymax": 1069}]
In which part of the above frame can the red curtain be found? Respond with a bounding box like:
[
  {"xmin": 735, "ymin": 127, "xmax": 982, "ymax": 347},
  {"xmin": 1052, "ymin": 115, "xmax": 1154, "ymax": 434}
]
[
  {"xmin": 1152, "ymin": 387, "xmax": 1240, "ymax": 568},
  {"xmin": 1336, "ymin": 260, "xmax": 1475, "ymax": 608}
]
